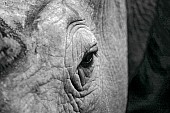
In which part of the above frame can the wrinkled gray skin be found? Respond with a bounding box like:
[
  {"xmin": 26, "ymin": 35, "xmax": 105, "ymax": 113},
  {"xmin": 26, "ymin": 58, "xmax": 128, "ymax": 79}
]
[{"xmin": 0, "ymin": 0, "xmax": 127, "ymax": 113}]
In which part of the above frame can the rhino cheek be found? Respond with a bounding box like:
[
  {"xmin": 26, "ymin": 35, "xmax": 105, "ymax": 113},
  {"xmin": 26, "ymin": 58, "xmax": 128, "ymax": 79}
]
[
  {"xmin": 0, "ymin": 1, "xmax": 109, "ymax": 113},
  {"xmin": 0, "ymin": 21, "xmax": 100, "ymax": 113}
]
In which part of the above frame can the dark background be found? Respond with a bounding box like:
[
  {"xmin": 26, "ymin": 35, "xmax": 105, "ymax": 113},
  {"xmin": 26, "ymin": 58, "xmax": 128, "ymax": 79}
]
[{"xmin": 127, "ymin": 0, "xmax": 170, "ymax": 113}]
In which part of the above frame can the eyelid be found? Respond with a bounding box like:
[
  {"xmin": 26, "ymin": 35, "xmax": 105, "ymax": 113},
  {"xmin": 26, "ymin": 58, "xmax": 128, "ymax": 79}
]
[{"xmin": 86, "ymin": 43, "xmax": 98, "ymax": 55}]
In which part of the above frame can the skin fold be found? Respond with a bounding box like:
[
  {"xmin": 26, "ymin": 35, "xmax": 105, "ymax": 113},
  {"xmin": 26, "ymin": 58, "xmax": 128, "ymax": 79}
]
[{"xmin": 0, "ymin": 0, "xmax": 127, "ymax": 113}]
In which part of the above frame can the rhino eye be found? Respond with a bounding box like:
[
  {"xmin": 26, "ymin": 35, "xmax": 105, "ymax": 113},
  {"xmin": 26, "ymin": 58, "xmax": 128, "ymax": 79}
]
[
  {"xmin": 80, "ymin": 53, "xmax": 94, "ymax": 68},
  {"xmin": 80, "ymin": 48, "xmax": 98, "ymax": 68},
  {"xmin": 80, "ymin": 43, "xmax": 98, "ymax": 68}
]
